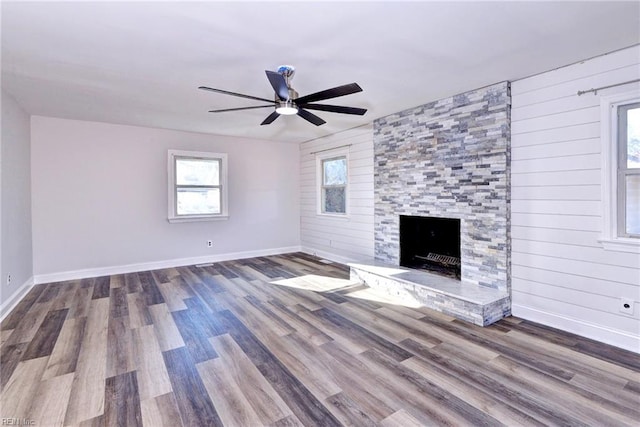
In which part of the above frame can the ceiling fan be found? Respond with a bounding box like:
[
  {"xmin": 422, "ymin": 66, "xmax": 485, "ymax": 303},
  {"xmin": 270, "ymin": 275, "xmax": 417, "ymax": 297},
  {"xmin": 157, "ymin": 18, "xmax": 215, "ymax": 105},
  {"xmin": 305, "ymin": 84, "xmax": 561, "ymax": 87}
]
[{"xmin": 198, "ymin": 65, "xmax": 367, "ymax": 126}]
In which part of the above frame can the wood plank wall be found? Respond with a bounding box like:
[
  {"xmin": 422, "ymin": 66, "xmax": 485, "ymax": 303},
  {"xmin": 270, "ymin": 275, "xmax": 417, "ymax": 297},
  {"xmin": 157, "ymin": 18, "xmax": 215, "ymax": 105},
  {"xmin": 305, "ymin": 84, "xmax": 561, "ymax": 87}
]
[
  {"xmin": 511, "ymin": 45, "xmax": 640, "ymax": 352},
  {"xmin": 300, "ymin": 125, "xmax": 375, "ymax": 262}
]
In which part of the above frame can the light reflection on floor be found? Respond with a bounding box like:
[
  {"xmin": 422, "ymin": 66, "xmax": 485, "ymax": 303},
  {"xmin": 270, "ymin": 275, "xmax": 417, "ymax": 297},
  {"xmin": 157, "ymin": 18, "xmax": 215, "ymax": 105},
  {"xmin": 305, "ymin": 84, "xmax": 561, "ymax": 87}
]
[{"xmin": 270, "ymin": 274, "xmax": 422, "ymax": 308}]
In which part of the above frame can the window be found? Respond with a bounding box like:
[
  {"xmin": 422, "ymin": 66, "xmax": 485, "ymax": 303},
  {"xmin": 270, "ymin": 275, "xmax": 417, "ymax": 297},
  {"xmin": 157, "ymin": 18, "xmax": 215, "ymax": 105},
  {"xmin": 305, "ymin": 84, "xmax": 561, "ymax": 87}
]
[
  {"xmin": 317, "ymin": 149, "xmax": 348, "ymax": 216},
  {"xmin": 168, "ymin": 150, "xmax": 228, "ymax": 222},
  {"xmin": 618, "ymin": 103, "xmax": 640, "ymax": 238},
  {"xmin": 600, "ymin": 92, "xmax": 640, "ymax": 252}
]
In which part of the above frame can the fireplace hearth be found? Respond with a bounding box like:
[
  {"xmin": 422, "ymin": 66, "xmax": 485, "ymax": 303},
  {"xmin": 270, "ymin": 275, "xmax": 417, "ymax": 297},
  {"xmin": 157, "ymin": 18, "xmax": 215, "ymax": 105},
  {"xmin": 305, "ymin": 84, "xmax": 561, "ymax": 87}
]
[{"xmin": 399, "ymin": 215, "xmax": 461, "ymax": 280}]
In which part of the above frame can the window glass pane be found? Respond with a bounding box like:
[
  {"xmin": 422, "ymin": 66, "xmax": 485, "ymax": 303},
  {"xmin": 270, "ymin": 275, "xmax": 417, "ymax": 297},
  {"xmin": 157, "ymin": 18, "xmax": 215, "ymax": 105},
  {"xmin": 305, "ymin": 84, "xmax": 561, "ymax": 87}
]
[
  {"xmin": 323, "ymin": 157, "xmax": 347, "ymax": 185},
  {"xmin": 625, "ymin": 174, "xmax": 640, "ymax": 236},
  {"xmin": 177, "ymin": 188, "xmax": 221, "ymax": 215},
  {"xmin": 176, "ymin": 158, "xmax": 220, "ymax": 186},
  {"xmin": 627, "ymin": 107, "xmax": 640, "ymax": 169},
  {"xmin": 323, "ymin": 187, "xmax": 346, "ymax": 213}
]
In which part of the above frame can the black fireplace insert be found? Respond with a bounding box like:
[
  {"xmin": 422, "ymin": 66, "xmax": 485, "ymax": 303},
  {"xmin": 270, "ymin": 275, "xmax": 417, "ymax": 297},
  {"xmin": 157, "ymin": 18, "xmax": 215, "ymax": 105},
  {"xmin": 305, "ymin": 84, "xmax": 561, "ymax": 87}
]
[{"xmin": 399, "ymin": 215, "xmax": 461, "ymax": 279}]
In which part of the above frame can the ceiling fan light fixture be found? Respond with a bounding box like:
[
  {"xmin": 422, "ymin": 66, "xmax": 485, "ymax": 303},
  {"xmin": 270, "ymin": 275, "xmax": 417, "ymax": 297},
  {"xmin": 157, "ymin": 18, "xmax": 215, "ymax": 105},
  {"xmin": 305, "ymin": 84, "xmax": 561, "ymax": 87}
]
[{"xmin": 276, "ymin": 99, "xmax": 298, "ymax": 115}]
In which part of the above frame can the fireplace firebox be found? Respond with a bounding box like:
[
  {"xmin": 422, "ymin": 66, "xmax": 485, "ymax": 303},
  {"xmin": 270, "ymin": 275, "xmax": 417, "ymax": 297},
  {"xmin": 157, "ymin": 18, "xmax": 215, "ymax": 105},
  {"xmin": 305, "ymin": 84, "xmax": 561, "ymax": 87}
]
[{"xmin": 399, "ymin": 215, "xmax": 461, "ymax": 279}]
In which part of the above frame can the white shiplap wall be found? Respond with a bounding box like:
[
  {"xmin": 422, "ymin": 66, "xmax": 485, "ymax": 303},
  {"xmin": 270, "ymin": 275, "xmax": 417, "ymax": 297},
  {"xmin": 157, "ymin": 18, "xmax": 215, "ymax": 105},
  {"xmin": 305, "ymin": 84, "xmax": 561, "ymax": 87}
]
[
  {"xmin": 511, "ymin": 45, "xmax": 640, "ymax": 352},
  {"xmin": 300, "ymin": 124, "xmax": 374, "ymax": 262}
]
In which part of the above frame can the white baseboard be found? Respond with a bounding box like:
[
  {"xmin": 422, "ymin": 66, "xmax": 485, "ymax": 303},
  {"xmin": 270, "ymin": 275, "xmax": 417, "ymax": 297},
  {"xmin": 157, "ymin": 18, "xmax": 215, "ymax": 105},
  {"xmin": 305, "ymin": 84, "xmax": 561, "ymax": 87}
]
[
  {"xmin": 512, "ymin": 304, "xmax": 640, "ymax": 354},
  {"xmin": 300, "ymin": 246, "xmax": 366, "ymax": 265},
  {"xmin": 33, "ymin": 246, "xmax": 302, "ymax": 285},
  {"xmin": 0, "ymin": 276, "xmax": 35, "ymax": 322}
]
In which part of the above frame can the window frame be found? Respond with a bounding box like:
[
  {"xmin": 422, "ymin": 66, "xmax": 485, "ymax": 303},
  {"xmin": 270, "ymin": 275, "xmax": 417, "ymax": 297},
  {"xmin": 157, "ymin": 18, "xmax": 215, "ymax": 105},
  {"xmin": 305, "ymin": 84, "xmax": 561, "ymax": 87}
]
[
  {"xmin": 316, "ymin": 148, "xmax": 349, "ymax": 217},
  {"xmin": 600, "ymin": 91, "xmax": 640, "ymax": 253},
  {"xmin": 617, "ymin": 102, "xmax": 640, "ymax": 239},
  {"xmin": 167, "ymin": 150, "xmax": 229, "ymax": 223}
]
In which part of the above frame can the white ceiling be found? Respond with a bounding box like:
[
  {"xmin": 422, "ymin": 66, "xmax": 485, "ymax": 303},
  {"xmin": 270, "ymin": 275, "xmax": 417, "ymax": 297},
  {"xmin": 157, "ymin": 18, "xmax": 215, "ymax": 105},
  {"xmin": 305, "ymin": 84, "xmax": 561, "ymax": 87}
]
[{"xmin": 2, "ymin": 1, "xmax": 639, "ymax": 144}]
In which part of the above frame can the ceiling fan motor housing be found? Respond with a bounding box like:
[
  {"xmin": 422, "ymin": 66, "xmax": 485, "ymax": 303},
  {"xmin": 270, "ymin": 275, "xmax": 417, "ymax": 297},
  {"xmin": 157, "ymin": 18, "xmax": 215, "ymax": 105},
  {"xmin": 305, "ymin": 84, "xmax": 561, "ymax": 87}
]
[{"xmin": 277, "ymin": 87, "xmax": 298, "ymax": 102}]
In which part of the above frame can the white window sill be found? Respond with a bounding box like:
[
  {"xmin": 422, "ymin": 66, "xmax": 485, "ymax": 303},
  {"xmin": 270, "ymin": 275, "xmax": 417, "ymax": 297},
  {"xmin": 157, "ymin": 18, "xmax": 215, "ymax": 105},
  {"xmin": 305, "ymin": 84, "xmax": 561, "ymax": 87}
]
[
  {"xmin": 168, "ymin": 215, "xmax": 229, "ymax": 223},
  {"xmin": 599, "ymin": 238, "xmax": 640, "ymax": 253},
  {"xmin": 317, "ymin": 213, "xmax": 350, "ymax": 220}
]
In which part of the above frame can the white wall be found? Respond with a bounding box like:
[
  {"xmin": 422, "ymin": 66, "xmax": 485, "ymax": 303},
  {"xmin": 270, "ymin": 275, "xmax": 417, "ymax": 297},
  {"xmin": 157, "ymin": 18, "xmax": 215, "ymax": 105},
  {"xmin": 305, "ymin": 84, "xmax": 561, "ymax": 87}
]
[
  {"xmin": 1, "ymin": 90, "xmax": 34, "ymax": 315},
  {"xmin": 511, "ymin": 46, "xmax": 640, "ymax": 352},
  {"xmin": 300, "ymin": 125, "xmax": 374, "ymax": 262},
  {"xmin": 31, "ymin": 116, "xmax": 300, "ymax": 280}
]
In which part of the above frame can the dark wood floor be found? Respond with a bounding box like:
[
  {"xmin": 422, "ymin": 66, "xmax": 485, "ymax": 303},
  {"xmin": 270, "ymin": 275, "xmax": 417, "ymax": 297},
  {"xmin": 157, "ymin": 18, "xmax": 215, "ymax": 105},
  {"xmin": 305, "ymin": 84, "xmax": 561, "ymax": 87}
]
[{"xmin": 1, "ymin": 253, "xmax": 638, "ymax": 426}]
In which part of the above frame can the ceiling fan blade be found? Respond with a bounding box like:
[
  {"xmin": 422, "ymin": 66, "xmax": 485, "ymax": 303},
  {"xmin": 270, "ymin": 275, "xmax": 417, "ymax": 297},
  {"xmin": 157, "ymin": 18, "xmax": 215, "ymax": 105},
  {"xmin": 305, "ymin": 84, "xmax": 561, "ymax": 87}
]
[
  {"xmin": 265, "ymin": 71, "xmax": 289, "ymax": 100},
  {"xmin": 295, "ymin": 83, "xmax": 363, "ymax": 104},
  {"xmin": 297, "ymin": 103, "xmax": 367, "ymax": 116},
  {"xmin": 198, "ymin": 86, "xmax": 275, "ymax": 104},
  {"xmin": 209, "ymin": 105, "xmax": 274, "ymax": 113},
  {"xmin": 297, "ymin": 108, "xmax": 326, "ymax": 126},
  {"xmin": 260, "ymin": 111, "xmax": 280, "ymax": 125}
]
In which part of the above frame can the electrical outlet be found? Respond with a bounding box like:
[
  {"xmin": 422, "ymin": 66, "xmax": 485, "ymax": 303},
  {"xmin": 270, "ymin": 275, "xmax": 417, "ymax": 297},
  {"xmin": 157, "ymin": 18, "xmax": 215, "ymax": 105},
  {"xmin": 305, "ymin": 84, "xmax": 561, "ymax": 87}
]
[
  {"xmin": 620, "ymin": 298, "xmax": 634, "ymax": 315},
  {"xmin": 207, "ymin": 240, "xmax": 213, "ymax": 248},
  {"xmin": 6, "ymin": 274, "xmax": 11, "ymax": 286}
]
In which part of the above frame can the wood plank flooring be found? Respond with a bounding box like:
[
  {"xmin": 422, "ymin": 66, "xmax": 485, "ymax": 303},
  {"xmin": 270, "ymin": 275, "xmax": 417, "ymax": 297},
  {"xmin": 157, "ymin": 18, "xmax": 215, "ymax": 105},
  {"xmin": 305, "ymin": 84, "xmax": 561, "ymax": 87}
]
[{"xmin": 1, "ymin": 252, "xmax": 639, "ymax": 426}]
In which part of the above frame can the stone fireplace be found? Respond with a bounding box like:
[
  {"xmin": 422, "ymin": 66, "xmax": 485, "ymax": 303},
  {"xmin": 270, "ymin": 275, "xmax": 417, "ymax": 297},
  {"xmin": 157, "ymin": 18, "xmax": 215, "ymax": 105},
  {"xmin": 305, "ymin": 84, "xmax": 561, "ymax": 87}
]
[{"xmin": 350, "ymin": 81, "xmax": 511, "ymax": 326}]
